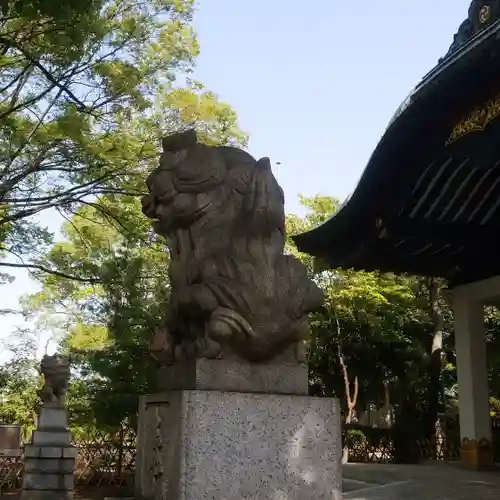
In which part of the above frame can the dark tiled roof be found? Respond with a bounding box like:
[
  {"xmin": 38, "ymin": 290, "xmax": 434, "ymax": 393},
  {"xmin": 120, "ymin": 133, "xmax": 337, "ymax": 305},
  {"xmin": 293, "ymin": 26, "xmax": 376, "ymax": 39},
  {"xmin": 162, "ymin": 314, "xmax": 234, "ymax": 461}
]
[{"xmin": 293, "ymin": 12, "xmax": 500, "ymax": 286}]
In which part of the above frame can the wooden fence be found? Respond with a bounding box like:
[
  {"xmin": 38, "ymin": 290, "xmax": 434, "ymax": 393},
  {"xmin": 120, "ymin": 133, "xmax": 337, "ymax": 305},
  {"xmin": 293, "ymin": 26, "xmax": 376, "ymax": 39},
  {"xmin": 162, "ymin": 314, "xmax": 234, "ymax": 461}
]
[
  {"xmin": 344, "ymin": 417, "xmax": 500, "ymax": 464},
  {"xmin": 0, "ymin": 426, "xmax": 136, "ymax": 494},
  {"xmin": 1, "ymin": 417, "xmax": 499, "ymax": 493}
]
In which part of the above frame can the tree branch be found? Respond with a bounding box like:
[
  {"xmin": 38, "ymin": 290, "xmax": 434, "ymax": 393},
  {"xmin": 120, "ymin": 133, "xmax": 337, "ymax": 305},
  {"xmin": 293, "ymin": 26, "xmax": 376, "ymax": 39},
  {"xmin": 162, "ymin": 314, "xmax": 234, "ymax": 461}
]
[
  {"xmin": 0, "ymin": 36, "xmax": 89, "ymax": 112},
  {"xmin": 0, "ymin": 261, "xmax": 104, "ymax": 283}
]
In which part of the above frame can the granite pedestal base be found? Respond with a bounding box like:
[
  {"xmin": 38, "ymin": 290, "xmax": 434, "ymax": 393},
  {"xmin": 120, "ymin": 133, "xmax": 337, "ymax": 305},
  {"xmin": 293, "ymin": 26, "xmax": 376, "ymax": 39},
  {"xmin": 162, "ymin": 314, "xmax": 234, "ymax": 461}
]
[
  {"xmin": 136, "ymin": 390, "xmax": 342, "ymax": 500},
  {"xmin": 20, "ymin": 404, "xmax": 76, "ymax": 500},
  {"xmin": 156, "ymin": 357, "xmax": 309, "ymax": 395}
]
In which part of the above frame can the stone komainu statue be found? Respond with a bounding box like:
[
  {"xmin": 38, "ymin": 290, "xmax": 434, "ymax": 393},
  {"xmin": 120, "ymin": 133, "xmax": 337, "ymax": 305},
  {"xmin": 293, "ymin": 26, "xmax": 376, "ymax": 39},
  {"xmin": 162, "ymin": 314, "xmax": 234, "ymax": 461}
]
[
  {"xmin": 40, "ymin": 354, "xmax": 70, "ymax": 404},
  {"xmin": 142, "ymin": 130, "xmax": 324, "ymax": 363}
]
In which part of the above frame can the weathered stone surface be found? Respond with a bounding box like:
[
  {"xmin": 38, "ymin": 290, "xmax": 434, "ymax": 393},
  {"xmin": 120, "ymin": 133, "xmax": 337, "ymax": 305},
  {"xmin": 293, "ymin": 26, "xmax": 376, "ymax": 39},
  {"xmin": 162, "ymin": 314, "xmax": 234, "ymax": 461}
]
[
  {"xmin": 0, "ymin": 448, "xmax": 21, "ymax": 457},
  {"xmin": 157, "ymin": 357, "xmax": 309, "ymax": 395},
  {"xmin": 21, "ymin": 441, "xmax": 76, "ymax": 496},
  {"xmin": 22, "ymin": 471, "xmax": 74, "ymax": 490},
  {"xmin": 136, "ymin": 361, "xmax": 311, "ymax": 500},
  {"xmin": 32, "ymin": 430, "xmax": 72, "ymax": 447},
  {"xmin": 38, "ymin": 407, "xmax": 68, "ymax": 429},
  {"xmin": 24, "ymin": 445, "xmax": 76, "ymax": 459},
  {"xmin": 20, "ymin": 491, "xmax": 73, "ymax": 500},
  {"xmin": 21, "ymin": 354, "xmax": 75, "ymax": 500},
  {"xmin": 136, "ymin": 390, "xmax": 342, "ymax": 500},
  {"xmin": 24, "ymin": 458, "xmax": 75, "ymax": 474},
  {"xmin": 62, "ymin": 447, "xmax": 77, "ymax": 458},
  {"xmin": 40, "ymin": 354, "xmax": 69, "ymax": 405},
  {"xmin": 142, "ymin": 130, "xmax": 324, "ymax": 364}
]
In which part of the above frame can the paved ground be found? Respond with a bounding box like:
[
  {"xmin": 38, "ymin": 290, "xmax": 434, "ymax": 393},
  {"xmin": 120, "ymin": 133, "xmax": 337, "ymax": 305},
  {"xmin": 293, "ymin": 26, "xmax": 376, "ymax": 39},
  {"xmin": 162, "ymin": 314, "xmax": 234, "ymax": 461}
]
[
  {"xmin": 343, "ymin": 462, "xmax": 500, "ymax": 499},
  {"xmin": 3, "ymin": 463, "xmax": 499, "ymax": 499},
  {"xmin": 1, "ymin": 490, "xmax": 132, "ymax": 499}
]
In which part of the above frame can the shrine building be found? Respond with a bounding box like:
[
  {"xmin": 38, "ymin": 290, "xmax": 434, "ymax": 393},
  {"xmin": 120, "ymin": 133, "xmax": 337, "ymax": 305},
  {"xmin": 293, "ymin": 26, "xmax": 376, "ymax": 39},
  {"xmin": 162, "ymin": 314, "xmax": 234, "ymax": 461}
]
[{"xmin": 293, "ymin": 1, "xmax": 500, "ymax": 470}]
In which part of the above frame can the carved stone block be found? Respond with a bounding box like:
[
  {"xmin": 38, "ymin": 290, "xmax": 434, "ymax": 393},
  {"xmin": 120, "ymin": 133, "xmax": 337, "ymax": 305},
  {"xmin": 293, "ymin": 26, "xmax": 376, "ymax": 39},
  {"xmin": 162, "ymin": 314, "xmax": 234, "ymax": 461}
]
[
  {"xmin": 38, "ymin": 407, "xmax": 68, "ymax": 429},
  {"xmin": 20, "ymin": 404, "xmax": 75, "ymax": 500},
  {"xmin": 135, "ymin": 391, "xmax": 342, "ymax": 500},
  {"xmin": 157, "ymin": 357, "xmax": 309, "ymax": 395}
]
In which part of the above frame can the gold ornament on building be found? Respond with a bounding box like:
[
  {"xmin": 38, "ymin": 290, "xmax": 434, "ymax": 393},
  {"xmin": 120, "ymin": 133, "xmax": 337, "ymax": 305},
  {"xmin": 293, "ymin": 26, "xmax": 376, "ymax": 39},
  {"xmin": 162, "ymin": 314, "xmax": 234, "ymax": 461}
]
[
  {"xmin": 479, "ymin": 4, "xmax": 491, "ymax": 24},
  {"xmin": 446, "ymin": 92, "xmax": 500, "ymax": 145}
]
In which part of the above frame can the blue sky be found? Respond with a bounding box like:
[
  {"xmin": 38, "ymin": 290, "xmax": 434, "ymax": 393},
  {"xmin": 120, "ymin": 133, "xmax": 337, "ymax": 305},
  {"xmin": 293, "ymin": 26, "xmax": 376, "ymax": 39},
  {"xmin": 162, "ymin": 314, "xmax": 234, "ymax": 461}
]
[{"xmin": 0, "ymin": 0, "xmax": 472, "ymax": 360}]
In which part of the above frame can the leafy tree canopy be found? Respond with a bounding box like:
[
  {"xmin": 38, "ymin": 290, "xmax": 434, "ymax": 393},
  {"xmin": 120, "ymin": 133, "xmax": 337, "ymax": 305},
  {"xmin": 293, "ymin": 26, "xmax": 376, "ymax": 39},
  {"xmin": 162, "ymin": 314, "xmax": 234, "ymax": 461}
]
[{"xmin": 0, "ymin": 0, "xmax": 246, "ymax": 282}]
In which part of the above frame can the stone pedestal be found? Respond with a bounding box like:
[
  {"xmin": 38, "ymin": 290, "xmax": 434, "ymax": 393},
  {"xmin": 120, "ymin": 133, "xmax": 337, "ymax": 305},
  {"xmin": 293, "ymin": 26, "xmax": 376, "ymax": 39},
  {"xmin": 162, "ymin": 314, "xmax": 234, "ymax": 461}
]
[
  {"xmin": 156, "ymin": 357, "xmax": 310, "ymax": 395},
  {"xmin": 136, "ymin": 359, "xmax": 342, "ymax": 500},
  {"xmin": 20, "ymin": 404, "xmax": 76, "ymax": 500}
]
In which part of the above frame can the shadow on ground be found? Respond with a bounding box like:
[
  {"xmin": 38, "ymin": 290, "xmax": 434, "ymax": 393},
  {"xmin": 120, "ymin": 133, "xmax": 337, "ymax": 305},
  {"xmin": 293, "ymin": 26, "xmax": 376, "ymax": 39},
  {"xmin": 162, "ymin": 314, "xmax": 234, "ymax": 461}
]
[{"xmin": 342, "ymin": 462, "xmax": 500, "ymax": 499}]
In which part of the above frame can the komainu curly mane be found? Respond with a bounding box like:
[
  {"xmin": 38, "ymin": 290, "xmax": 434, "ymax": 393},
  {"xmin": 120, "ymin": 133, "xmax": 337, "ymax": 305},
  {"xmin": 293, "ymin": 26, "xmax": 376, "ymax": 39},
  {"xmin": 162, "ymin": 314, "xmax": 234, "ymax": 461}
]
[{"xmin": 142, "ymin": 130, "xmax": 324, "ymax": 363}]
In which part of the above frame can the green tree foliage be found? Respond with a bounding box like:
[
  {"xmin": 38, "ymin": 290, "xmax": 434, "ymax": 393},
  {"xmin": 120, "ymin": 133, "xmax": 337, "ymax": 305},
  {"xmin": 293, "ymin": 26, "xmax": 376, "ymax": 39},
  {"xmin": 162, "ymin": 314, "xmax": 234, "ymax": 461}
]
[
  {"xmin": 0, "ymin": 0, "xmax": 247, "ymax": 431},
  {"xmin": 0, "ymin": 0, "xmax": 246, "ymax": 280},
  {"xmin": 18, "ymin": 196, "xmax": 159, "ymax": 426},
  {"xmin": 8, "ymin": 188, "xmax": 500, "ymax": 439},
  {"xmin": 286, "ymin": 196, "xmax": 433, "ymax": 411},
  {"xmin": 0, "ymin": 331, "xmax": 41, "ymax": 435},
  {"xmin": 287, "ymin": 196, "xmax": 500, "ymax": 440},
  {"xmin": 20, "ymin": 124, "xmax": 246, "ymax": 429},
  {"xmin": 19, "ymin": 198, "xmax": 170, "ymax": 428},
  {"xmin": 3, "ymin": 0, "xmax": 499, "ymax": 456},
  {"xmin": 21, "ymin": 194, "xmax": 437, "ymax": 432}
]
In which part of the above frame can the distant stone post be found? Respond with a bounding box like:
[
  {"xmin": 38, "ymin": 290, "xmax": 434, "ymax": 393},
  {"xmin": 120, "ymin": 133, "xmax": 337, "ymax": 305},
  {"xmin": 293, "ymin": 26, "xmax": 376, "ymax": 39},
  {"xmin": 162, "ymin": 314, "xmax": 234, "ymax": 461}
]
[
  {"xmin": 135, "ymin": 131, "xmax": 342, "ymax": 500},
  {"xmin": 20, "ymin": 354, "xmax": 76, "ymax": 500}
]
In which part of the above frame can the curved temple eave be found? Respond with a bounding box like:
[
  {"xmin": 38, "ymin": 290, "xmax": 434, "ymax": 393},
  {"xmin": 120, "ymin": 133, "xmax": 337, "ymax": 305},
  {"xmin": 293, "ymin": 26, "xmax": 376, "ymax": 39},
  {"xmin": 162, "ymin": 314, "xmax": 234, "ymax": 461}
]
[{"xmin": 292, "ymin": 4, "xmax": 500, "ymax": 285}]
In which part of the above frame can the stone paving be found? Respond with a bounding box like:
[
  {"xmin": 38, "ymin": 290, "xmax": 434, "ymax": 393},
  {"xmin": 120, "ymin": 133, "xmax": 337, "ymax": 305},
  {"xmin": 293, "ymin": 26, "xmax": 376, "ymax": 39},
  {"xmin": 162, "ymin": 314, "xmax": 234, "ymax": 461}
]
[
  {"xmin": 1, "ymin": 491, "xmax": 131, "ymax": 499},
  {"xmin": 4, "ymin": 463, "xmax": 499, "ymax": 499},
  {"xmin": 343, "ymin": 462, "xmax": 500, "ymax": 499}
]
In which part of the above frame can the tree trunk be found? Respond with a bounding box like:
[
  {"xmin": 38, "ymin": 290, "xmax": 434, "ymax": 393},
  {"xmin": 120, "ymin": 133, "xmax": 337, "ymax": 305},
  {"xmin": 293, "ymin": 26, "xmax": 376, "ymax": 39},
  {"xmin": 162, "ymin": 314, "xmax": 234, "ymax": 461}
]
[
  {"xmin": 426, "ymin": 277, "xmax": 444, "ymax": 459},
  {"xmin": 339, "ymin": 346, "xmax": 358, "ymax": 464},
  {"xmin": 376, "ymin": 381, "xmax": 392, "ymax": 428}
]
